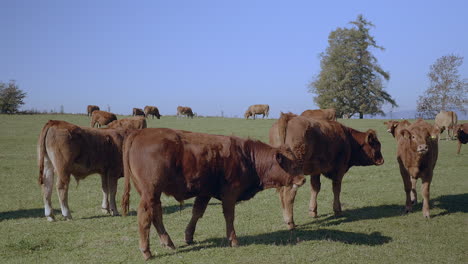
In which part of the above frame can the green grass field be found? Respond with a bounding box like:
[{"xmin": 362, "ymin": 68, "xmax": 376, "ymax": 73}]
[{"xmin": 0, "ymin": 114, "xmax": 467, "ymax": 263}]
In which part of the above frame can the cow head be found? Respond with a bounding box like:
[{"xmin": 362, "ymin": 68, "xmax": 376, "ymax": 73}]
[
  {"xmin": 360, "ymin": 130, "xmax": 385, "ymax": 166},
  {"xmin": 399, "ymin": 126, "xmax": 436, "ymax": 155},
  {"xmin": 262, "ymin": 146, "xmax": 305, "ymax": 189}
]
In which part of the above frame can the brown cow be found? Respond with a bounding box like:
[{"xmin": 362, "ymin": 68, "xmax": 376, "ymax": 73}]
[
  {"xmin": 269, "ymin": 112, "xmax": 384, "ymax": 229},
  {"xmin": 383, "ymin": 120, "xmax": 411, "ymax": 138},
  {"xmin": 396, "ymin": 119, "xmax": 438, "ymax": 218},
  {"xmin": 38, "ymin": 120, "xmax": 130, "ymax": 221},
  {"xmin": 435, "ymin": 110, "xmax": 458, "ymax": 140},
  {"xmin": 455, "ymin": 123, "xmax": 468, "ymax": 154},
  {"xmin": 132, "ymin": 108, "xmax": 145, "ymax": 117},
  {"xmin": 91, "ymin": 110, "xmax": 117, "ymax": 128},
  {"xmin": 121, "ymin": 128, "xmax": 305, "ymax": 260},
  {"xmin": 143, "ymin": 106, "xmax": 161, "ymax": 119},
  {"xmin": 300, "ymin": 108, "xmax": 336, "ymax": 121},
  {"xmin": 244, "ymin": 104, "xmax": 269, "ymax": 119},
  {"xmin": 107, "ymin": 116, "xmax": 147, "ymax": 130},
  {"xmin": 87, "ymin": 105, "xmax": 100, "ymax": 117},
  {"xmin": 177, "ymin": 106, "xmax": 194, "ymax": 118}
]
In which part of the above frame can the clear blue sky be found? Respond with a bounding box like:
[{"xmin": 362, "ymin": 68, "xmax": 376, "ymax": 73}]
[{"xmin": 1, "ymin": 0, "xmax": 467, "ymax": 117}]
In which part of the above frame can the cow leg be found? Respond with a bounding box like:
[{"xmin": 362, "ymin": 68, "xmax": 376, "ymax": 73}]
[
  {"xmin": 332, "ymin": 178, "xmax": 342, "ymax": 216},
  {"xmin": 151, "ymin": 196, "xmax": 175, "ymax": 250},
  {"xmin": 400, "ymin": 167, "xmax": 412, "ymax": 213},
  {"xmin": 222, "ymin": 199, "xmax": 238, "ymax": 247},
  {"xmin": 107, "ymin": 172, "xmax": 119, "ymax": 216},
  {"xmin": 410, "ymin": 177, "xmax": 418, "ymax": 205},
  {"xmin": 308, "ymin": 175, "xmax": 321, "ymax": 218},
  {"xmin": 185, "ymin": 196, "xmax": 211, "ymax": 244},
  {"xmin": 55, "ymin": 169, "xmax": 72, "ymax": 220},
  {"xmin": 137, "ymin": 196, "xmax": 154, "ymax": 260},
  {"xmin": 457, "ymin": 141, "xmax": 462, "ymax": 154},
  {"xmin": 421, "ymin": 179, "xmax": 431, "ymax": 218},
  {"xmin": 278, "ymin": 185, "xmax": 298, "ymax": 230},
  {"xmin": 41, "ymin": 156, "xmax": 55, "ymax": 221},
  {"xmin": 100, "ymin": 174, "xmax": 110, "ymax": 214}
]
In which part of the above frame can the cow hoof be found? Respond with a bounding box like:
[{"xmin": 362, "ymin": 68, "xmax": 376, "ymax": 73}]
[
  {"xmin": 185, "ymin": 239, "xmax": 194, "ymax": 245},
  {"xmin": 111, "ymin": 211, "xmax": 120, "ymax": 216},
  {"xmin": 411, "ymin": 200, "xmax": 417, "ymax": 205},
  {"xmin": 64, "ymin": 215, "xmax": 73, "ymax": 221},
  {"xmin": 46, "ymin": 216, "xmax": 55, "ymax": 222},
  {"xmin": 308, "ymin": 211, "xmax": 318, "ymax": 218},
  {"xmin": 286, "ymin": 222, "xmax": 296, "ymax": 230},
  {"xmin": 423, "ymin": 213, "xmax": 431, "ymax": 219},
  {"xmin": 101, "ymin": 208, "xmax": 109, "ymax": 214},
  {"xmin": 142, "ymin": 251, "xmax": 153, "ymax": 261}
]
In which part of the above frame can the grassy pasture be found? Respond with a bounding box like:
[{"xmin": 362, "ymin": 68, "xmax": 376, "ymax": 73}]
[{"xmin": 0, "ymin": 114, "xmax": 467, "ymax": 263}]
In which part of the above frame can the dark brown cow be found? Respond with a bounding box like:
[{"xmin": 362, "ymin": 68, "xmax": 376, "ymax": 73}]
[
  {"xmin": 107, "ymin": 116, "xmax": 147, "ymax": 130},
  {"xmin": 121, "ymin": 128, "xmax": 305, "ymax": 260},
  {"xmin": 177, "ymin": 106, "xmax": 194, "ymax": 118},
  {"xmin": 38, "ymin": 120, "xmax": 130, "ymax": 221},
  {"xmin": 144, "ymin": 106, "xmax": 161, "ymax": 119},
  {"xmin": 300, "ymin": 108, "xmax": 336, "ymax": 121},
  {"xmin": 91, "ymin": 110, "xmax": 117, "ymax": 128},
  {"xmin": 132, "ymin": 108, "xmax": 145, "ymax": 117},
  {"xmin": 244, "ymin": 104, "xmax": 270, "ymax": 119},
  {"xmin": 383, "ymin": 120, "xmax": 411, "ymax": 138},
  {"xmin": 269, "ymin": 112, "xmax": 384, "ymax": 229},
  {"xmin": 435, "ymin": 110, "xmax": 458, "ymax": 140},
  {"xmin": 455, "ymin": 123, "xmax": 468, "ymax": 154},
  {"xmin": 87, "ymin": 105, "xmax": 100, "ymax": 117},
  {"xmin": 396, "ymin": 119, "xmax": 438, "ymax": 218}
]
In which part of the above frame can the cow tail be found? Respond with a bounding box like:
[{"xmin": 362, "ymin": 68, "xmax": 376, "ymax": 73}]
[
  {"xmin": 121, "ymin": 131, "xmax": 137, "ymax": 216},
  {"xmin": 278, "ymin": 112, "xmax": 290, "ymax": 144},
  {"xmin": 38, "ymin": 121, "xmax": 52, "ymax": 185}
]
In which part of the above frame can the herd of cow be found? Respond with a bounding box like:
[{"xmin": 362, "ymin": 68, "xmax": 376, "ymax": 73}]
[{"xmin": 38, "ymin": 106, "xmax": 467, "ymax": 260}]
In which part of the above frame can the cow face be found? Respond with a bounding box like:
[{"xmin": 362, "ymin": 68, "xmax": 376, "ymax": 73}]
[
  {"xmin": 264, "ymin": 147, "xmax": 305, "ymax": 188},
  {"xmin": 399, "ymin": 127, "xmax": 435, "ymax": 155},
  {"xmin": 362, "ymin": 130, "xmax": 385, "ymax": 165}
]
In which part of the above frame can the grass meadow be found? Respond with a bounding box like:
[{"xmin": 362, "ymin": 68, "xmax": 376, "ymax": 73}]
[{"xmin": 0, "ymin": 114, "xmax": 467, "ymax": 263}]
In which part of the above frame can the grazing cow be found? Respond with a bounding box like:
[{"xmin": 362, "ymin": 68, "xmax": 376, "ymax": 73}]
[
  {"xmin": 144, "ymin": 106, "xmax": 161, "ymax": 119},
  {"xmin": 396, "ymin": 119, "xmax": 438, "ymax": 218},
  {"xmin": 38, "ymin": 120, "xmax": 130, "ymax": 221},
  {"xmin": 269, "ymin": 112, "xmax": 384, "ymax": 229},
  {"xmin": 455, "ymin": 123, "xmax": 468, "ymax": 154},
  {"xmin": 383, "ymin": 120, "xmax": 411, "ymax": 138},
  {"xmin": 107, "ymin": 116, "xmax": 147, "ymax": 130},
  {"xmin": 300, "ymin": 108, "xmax": 336, "ymax": 121},
  {"xmin": 244, "ymin": 104, "xmax": 270, "ymax": 119},
  {"xmin": 91, "ymin": 110, "xmax": 117, "ymax": 128},
  {"xmin": 87, "ymin": 105, "xmax": 100, "ymax": 117},
  {"xmin": 435, "ymin": 110, "xmax": 458, "ymax": 140},
  {"xmin": 132, "ymin": 108, "xmax": 145, "ymax": 117},
  {"xmin": 121, "ymin": 128, "xmax": 305, "ymax": 260},
  {"xmin": 177, "ymin": 106, "xmax": 194, "ymax": 118}
]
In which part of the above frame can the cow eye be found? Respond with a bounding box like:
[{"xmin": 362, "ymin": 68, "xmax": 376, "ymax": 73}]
[{"xmin": 411, "ymin": 135, "xmax": 415, "ymax": 140}]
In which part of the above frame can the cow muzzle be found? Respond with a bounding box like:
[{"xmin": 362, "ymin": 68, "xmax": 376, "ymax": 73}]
[{"xmin": 417, "ymin": 144, "xmax": 429, "ymax": 154}]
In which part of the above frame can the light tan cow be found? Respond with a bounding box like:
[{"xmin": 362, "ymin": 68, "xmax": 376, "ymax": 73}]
[
  {"xmin": 244, "ymin": 104, "xmax": 270, "ymax": 119},
  {"xmin": 107, "ymin": 116, "xmax": 147, "ymax": 130},
  {"xmin": 91, "ymin": 110, "xmax": 117, "ymax": 128},
  {"xmin": 301, "ymin": 108, "xmax": 336, "ymax": 121},
  {"xmin": 435, "ymin": 110, "xmax": 458, "ymax": 140}
]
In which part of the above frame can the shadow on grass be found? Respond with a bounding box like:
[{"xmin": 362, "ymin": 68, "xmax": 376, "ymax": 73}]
[
  {"xmin": 156, "ymin": 228, "xmax": 392, "ymax": 258},
  {"xmin": 0, "ymin": 208, "xmax": 61, "ymax": 221},
  {"xmin": 301, "ymin": 193, "xmax": 468, "ymax": 226}
]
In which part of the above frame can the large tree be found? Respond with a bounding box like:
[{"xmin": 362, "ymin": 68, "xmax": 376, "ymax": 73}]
[
  {"xmin": 416, "ymin": 55, "xmax": 467, "ymax": 119},
  {"xmin": 0, "ymin": 80, "xmax": 27, "ymax": 114},
  {"xmin": 309, "ymin": 15, "xmax": 397, "ymax": 119}
]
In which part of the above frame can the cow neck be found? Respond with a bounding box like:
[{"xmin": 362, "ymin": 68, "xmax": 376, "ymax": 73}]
[
  {"xmin": 245, "ymin": 139, "xmax": 270, "ymax": 187},
  {"xmin": 347, "ymin": 128, "xmax": 371, "ymax": 167}
]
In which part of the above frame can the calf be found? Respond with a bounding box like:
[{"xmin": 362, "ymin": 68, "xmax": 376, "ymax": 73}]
[
  {"xmin": 91, "ymin": 110, "xmax": 117, "ymax": 128},
  {"xmin": 396, "ymin": 120, "xmax": 438, "ymax": 218},
  {"xmin": 121, "ymin": 128, "xmax": 305, "ymax": 260},
  {"xmin": 107, "ymin": 116, "xmax": 147, "ymax": 130},
  {"xmin": 38, "ymin": 120, "xmax": 129, "ymax": 221},
  {"xmin": 269, "ymin": 113, "xmax": 384, "ymax": 229},
  {"xmin": 455, "ymin": 123, "xmax": 468, "ymax": 154}
]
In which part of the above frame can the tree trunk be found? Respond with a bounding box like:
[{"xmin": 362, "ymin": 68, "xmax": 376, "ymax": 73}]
[{"xmin": 359, "ymin": 112, "xmax": 364, "ymax": 119}]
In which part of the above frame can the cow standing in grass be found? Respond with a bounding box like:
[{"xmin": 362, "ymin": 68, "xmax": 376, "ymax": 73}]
[
  {"xmin": 396, "ymin": 119, "xmax": 438, "ymax": 218},
  {"xmin": 91, "ymin": 110, "xmax": 117, "ymax": 128},
  {"xmin": 132, "ymin": 108, "xmax": 145, "ymax": 117},
  {"xmin": 177, "ymin": 106, "xmax": 194, "ymax": 118},
  {"xmin": 107, "ymin": 116, "xmax": 147, "ymax": 130},
  {"xmin": 121, "ymin": 128, "xmax": 305, "ymax": 260},
  {"xmin": 435, "ymin": 110, "xmax": 458, "ymax": 140},
  {"xmin": 38, "ymin": 120, "xmax": 129, "ymax": 221},
  {"xmin": 144, "ymin": 106, "xmax": 161, "ymax": 119},
  {"xmin": 300, "ymin": 108, "xmax": 336, "ymax": 121},
  {"xmin": 269, "ymin": 112, "xmax": 384, "ymax": 229},
  {"xmin": 455, "ymin": 123, "xmax": 468, "ymax": 154},
  {"xmin": 244, "ymin": 104, "xmax": 269, "ymax": 119},
  {"xmin": 87, "ymin": 105, "xmax": 100, "ymax": 117}
]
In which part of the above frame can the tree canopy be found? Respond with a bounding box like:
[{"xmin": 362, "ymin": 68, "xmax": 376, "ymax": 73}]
[
  {"xmin": 309, "ymin": 15, "xmax": 397, "ymax": 119},
  {"xmin": 417, "ymin": 54, "xmax": 467, "ymax": 119},
  {"xmin": 0, "ymin": 80, "xmax": 27, "ymax": 114}
]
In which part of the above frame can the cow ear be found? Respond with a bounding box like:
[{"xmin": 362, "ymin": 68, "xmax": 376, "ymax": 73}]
[
  {"xmin": 400, "ymin": 129, "xmax": 411, "ymax": 140},
  {"xmin": 365, "ymin": 130, "xmax": 376, "ymax": 144},
  {"xmin": 275, "ymin": 152, "xmax": 284, "ymax": 166}
]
